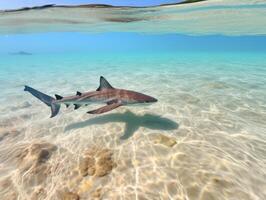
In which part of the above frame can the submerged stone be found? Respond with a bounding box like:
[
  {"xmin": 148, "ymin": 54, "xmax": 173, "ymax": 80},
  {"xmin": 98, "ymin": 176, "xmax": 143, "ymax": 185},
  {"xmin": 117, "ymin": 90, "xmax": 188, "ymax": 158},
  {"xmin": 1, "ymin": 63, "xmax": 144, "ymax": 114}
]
[
  {"xmin": 15, "ymin": 142, "xmax": 57, "ymax": 186},
  {"xmin": 79, "ymin": 158, "xmax": 89, "ymax": 177},
  {"xmin": 151, "ymin": 134, "xmax": 177, "ymax": 147},
  {"xmin": 95, "ymin": 152, "xmax": 114, "ymax": 177},
  {"xmin": 79, "ymin": 147, "xmax": 115, "ymax": 177},
  {"xmin": 79, "ymin": 156, "xmax": 96, "ymax": 177},
  {"xmin": 59, "ymin": 191, "xmax": 79, "ymax": 200},
  {"xmin": 92, "ymin": 188, "xmax": 102, "ymax": 199}
]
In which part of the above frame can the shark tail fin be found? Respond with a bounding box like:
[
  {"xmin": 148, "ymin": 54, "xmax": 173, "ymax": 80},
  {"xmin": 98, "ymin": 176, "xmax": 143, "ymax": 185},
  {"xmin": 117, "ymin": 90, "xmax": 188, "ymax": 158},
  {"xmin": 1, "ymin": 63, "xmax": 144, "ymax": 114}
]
[{"xmin": 24, "ymin": 85, "xmax": 60, "ymax": 118}]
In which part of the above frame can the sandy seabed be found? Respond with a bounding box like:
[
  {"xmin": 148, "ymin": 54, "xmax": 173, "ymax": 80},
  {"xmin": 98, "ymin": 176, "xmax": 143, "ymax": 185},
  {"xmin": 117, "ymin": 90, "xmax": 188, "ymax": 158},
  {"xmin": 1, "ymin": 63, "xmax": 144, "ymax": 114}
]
[{"xmin": 0, "ymin": 53, "xmax": 266, "ymax": 200}]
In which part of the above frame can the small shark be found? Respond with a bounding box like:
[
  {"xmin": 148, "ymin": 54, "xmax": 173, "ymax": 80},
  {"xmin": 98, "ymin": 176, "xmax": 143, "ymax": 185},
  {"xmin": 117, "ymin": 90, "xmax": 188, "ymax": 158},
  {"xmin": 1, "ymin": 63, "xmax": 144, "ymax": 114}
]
[{"xmin": 24, "ymin": 76, "xmax": 158, "ymax": 118}]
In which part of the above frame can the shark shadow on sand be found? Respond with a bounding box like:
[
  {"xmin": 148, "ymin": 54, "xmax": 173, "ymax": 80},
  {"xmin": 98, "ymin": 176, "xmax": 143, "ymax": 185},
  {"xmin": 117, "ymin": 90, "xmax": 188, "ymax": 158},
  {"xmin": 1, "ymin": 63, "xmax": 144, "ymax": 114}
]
[{"xmin": 65, "ymin": 111, "xmax": 179, "ymax": 140}]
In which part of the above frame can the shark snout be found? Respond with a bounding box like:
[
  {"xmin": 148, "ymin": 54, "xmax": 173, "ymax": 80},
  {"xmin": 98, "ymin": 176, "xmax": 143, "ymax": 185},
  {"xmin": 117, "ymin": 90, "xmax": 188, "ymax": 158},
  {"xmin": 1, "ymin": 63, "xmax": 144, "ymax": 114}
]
[
  {"xmin": 149, "ymin": 97, "xmax": 158, "ymax": 103},
  {"xmin": 143, "ymin": 96, "xmax": 158, "ymax": 103}
]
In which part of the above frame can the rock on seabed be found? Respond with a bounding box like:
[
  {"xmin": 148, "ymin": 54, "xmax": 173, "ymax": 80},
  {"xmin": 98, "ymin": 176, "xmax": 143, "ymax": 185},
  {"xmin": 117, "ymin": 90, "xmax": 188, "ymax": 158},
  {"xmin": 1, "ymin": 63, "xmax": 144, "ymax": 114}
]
[
  {"xmin": 15, "ymin": 142, "xmax": 57, "ymax": 186},
  {"xmin": 79, "ymin": 147, "xmax": 115, "ymax": 177},
  {"xmin": 58, "ymin": 191, "xmax": 79, "ymax": 200},
  {"xmin": 151, "ymin": 134, "xmax": 177, "ymax": 147}
]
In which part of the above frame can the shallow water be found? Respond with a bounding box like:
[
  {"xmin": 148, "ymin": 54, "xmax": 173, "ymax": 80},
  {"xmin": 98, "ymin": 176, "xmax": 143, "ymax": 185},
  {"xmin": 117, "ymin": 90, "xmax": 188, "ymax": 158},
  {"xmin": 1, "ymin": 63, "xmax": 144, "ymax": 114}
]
[
  {"xmin": 1, "ymin": 52, "xmax": 266, "ymax": 199},
  {"xmin": 1, "ymin": 1, "xmax": 266, "ymax": 200}
]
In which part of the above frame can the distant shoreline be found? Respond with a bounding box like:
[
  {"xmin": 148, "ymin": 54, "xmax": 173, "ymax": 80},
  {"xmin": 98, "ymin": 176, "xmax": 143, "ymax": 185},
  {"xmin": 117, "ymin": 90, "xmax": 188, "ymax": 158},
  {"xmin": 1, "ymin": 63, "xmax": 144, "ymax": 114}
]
[
  {"xmin": 9, "ymin": 51, "xmax": 32, "ymax": 56},
  {"xmin": 1, "ymin": 0, "xmax": 207, "ymax": 12}
]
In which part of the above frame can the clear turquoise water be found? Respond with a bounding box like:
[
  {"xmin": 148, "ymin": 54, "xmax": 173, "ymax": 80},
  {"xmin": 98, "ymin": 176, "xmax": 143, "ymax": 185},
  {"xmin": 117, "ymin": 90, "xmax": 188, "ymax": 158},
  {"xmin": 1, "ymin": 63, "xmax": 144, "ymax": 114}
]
[{"xmin": 0, "ymin": 1, "xmax": 266, "ymax": 200}]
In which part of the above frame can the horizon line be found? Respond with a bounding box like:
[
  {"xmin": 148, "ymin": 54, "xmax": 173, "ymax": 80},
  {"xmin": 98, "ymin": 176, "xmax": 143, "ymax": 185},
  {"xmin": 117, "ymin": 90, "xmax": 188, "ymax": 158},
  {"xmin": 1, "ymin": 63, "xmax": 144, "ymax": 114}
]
[{"xmin": 1, "ymin": 0, "xmax": 206, "ymax": 12}]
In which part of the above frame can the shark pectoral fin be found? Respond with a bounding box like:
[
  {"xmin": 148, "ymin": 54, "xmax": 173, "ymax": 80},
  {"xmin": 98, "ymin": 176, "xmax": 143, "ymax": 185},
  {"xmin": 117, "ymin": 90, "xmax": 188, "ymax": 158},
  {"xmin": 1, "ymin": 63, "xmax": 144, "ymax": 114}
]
[{"xmin": 87, "ymin": 102, "xmax": 122, "ymax": 114}]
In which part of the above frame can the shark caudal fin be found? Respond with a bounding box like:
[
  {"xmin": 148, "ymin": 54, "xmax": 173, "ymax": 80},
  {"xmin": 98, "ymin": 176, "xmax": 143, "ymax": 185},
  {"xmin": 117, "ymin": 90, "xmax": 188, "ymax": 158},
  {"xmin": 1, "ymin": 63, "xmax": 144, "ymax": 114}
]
[{"xmin": 24, "ymin": 85, "xmax": 60, "ymax": 118}]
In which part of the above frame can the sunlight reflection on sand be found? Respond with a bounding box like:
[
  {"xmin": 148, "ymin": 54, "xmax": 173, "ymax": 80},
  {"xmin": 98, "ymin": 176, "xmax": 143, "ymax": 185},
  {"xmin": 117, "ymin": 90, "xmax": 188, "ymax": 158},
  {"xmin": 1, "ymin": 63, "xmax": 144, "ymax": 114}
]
[{"xmin": 0, "ymin": 53, "xmax": 266, "ymax": 199}]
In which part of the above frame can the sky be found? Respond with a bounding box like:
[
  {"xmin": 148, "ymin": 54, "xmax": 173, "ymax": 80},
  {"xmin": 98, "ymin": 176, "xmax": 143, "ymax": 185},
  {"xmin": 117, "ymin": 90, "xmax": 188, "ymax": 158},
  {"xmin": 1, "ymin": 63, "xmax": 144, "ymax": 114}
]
[
  {"xmin": 0, "ymin": 0, "xmax": 182, "ymax": 9},
  {"xmin": 1, "ymin": 32, "xmax": 266, "ymax": 54}
]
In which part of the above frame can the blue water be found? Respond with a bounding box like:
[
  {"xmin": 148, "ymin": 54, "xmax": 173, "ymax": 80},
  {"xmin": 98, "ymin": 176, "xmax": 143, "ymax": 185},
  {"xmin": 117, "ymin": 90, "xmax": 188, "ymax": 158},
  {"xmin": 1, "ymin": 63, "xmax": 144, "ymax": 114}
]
[
  {"xmin": 0, "ymin": 2, "xmax": 266, "ymax": 200},
  {"xmin": 1, "ymin": 33, "xmax": 266, "ymax": 54}
]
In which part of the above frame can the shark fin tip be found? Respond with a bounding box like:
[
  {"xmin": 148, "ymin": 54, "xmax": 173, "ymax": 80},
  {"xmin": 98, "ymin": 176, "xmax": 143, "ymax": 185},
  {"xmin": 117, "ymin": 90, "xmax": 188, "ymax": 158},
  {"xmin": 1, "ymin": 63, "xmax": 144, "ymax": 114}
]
[
  {"xmin": 97, "ymin": 76, "xmax": 114, "ymax": 91},
  {"xmin": 24, "ymin": 85, "xmax": 29, "ymax": 91},
  {"xmin": 55, "ymin": 94, "xmax": 63, "ymax": 100}
]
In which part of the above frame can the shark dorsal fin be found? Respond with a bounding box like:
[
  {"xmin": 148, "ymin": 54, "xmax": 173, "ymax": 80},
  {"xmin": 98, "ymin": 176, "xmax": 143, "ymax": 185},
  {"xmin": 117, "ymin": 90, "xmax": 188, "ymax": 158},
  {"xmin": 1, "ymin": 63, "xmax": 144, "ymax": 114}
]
[
  {"xmin": 55, "ymin": 94, "xmax": 63, "ymax": 100},
  {"xmin": 74, "ymin": 104, "xmax": 81, "ymax": 110},
  {"xmin": 96, "ymin": 76, "xmax": 114, "ymax": 91},
  {"xmin": 76, "ymin": 91, "xmax": 82, "ymax": 96}
]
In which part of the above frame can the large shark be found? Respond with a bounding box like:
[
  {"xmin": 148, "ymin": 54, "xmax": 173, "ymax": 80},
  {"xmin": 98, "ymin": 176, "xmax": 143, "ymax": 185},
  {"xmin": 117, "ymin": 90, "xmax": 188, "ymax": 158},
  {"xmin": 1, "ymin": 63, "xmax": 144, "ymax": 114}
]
[{"xmin": 24, "ymin": 76, "xmax": 157, "ymax": 117}]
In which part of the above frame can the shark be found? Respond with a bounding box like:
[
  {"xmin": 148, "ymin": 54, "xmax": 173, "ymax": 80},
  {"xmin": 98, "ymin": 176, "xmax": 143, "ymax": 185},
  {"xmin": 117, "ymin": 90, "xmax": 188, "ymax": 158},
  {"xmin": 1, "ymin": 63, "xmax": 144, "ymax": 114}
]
[{"xmin": 24, "ymin": 76, "xmax": 158, "ymax": 118}]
